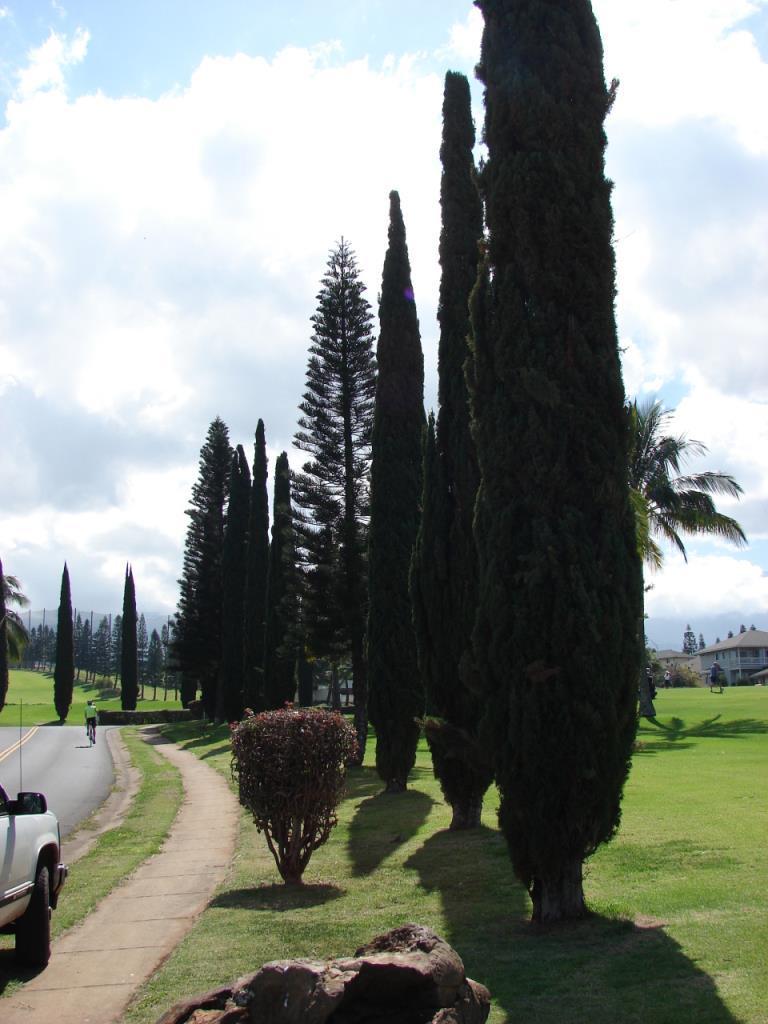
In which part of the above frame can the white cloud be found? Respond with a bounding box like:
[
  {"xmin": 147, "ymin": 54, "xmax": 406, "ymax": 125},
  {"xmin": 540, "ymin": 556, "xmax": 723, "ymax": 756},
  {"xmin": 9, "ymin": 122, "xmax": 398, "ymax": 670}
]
[
  {"xmin": 596, "ymin": 0, "xmax": 768, "ymax": 153},
  {"xmin": 645, "ymin": 552, "xmax": 768, "ymax": 617},
  {"xmin": 15, "ymin": 27, "xmax": 90, "ymax": 100},
  {"xmin": 438, "ymin": 6, "xmax": 483, "ymax": 66}
]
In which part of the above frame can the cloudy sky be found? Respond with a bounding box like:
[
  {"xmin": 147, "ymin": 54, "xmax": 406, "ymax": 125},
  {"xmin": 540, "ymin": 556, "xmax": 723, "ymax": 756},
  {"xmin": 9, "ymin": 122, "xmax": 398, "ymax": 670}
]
[{"xmin": 1, "ymin": 0, "xmax": 766, "ymax": 651}]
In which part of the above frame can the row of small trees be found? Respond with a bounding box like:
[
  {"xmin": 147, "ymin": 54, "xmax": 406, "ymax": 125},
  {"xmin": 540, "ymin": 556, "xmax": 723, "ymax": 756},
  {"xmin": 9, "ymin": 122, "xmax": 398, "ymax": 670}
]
[
  {"xmin": 175, "ymin": 0, "xmax": 645, "ymax": 923},
  {"xmin": 50, "ymin": 564, "xmax": 145, "ymax": 719}
]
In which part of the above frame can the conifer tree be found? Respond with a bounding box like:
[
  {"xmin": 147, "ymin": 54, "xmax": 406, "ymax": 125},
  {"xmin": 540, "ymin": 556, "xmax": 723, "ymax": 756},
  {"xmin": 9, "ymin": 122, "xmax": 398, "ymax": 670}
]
[
  {"xmin": 411, "ymin": 71, "xmax": 491, "ymax": 828},
  {"xmin": 243, "ymin": 420, "xmax": 270, "ymax": 711},
  {"xmin": 53, "ymin": 563, "xmax": 75, "ymax": 721},
  {"xmin": 682, "ymin": 624, "xmax": 697, "ymax": 655},
  {"xmin": 293, "ymin": 238, "xmax": 377, "ymax": 758},
  {"xmin": 263, "ymin": 452, "xmax": 297, "ymax": 709},
  {"xmin": 174, "ymin": 417, "xmax": 231, "ymax": 712},
  {"xmin": 217, "ymin": 444, "xmax": 251, "ymax": 721},
  {"xmin": 0, "ymin": 558, "xmax": 8, "ymax": 712},
  {"xmin": 121, "ymin": 564, "xmax": 139, "ymax": 710},
  {"xmin": 468, "ymin": 0, "xmax": 644, "ymax": 921},
  {"xmin": 368, "ymin": 191, "xmax": 426, "ymax": 792}
]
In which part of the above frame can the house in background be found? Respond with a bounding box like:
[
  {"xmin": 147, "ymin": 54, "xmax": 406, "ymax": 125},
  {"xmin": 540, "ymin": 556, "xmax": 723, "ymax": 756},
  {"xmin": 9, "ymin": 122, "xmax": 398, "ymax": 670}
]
[
  {"xmin": 654, "ymin": 649, "xmax": 695, "ymax": 673},
  {"xmin": 697, "ymin": 629, "xmax": 768, "ymax": 686}
]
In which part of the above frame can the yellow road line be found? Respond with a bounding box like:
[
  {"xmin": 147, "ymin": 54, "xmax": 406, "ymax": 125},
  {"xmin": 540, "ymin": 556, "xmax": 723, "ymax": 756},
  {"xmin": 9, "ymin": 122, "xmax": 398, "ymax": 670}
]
[{"xmin": 0, "ymin": 726, "xmax": 40, "ymax": 763}]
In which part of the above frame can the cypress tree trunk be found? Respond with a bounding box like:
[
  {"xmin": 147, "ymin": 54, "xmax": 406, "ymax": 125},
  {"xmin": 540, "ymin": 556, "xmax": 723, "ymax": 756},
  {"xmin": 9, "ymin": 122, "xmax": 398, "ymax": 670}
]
[
  {"xmin": 411, "ymin": 72, "xmax": 492, "ymax": 828},
  {"xmin": 0, "ymin": 559, "xmax": 8, "ymax": 712},
  {"xmin": 217, "ymin": 445, "xmax": 251, "ymax": 721},
  {"xmin": 469, "ymin": 0, "xmax": 644, "ymax": 921},
  {"xmin": 263, "ymin": 452, "xmax": 298, "ymax": 709},
  {"xmin": 120, "ymin": 565, "xmax": 139, "ymax": 711},
  {"xmin": 368, "ymin": 191, "xmax": 426, "ymax": 793},
  {"xmin": 243, "ymin": 420, "xmax": 270, "ymax": 711},
  {"xmin": 53, "ymin": 563, "xmax": 75, "ymax": 722}
]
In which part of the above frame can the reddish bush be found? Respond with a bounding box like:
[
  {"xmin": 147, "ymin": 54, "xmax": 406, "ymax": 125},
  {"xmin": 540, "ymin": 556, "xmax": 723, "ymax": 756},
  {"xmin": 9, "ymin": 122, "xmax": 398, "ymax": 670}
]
[{"xmin": 230, "ymin": 706, "xmax": 358, "ymax": 884}]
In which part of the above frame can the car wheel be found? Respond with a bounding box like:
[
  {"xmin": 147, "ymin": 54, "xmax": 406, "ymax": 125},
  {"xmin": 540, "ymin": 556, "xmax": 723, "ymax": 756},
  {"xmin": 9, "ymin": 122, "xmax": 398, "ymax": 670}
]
[{"xmin": 15, "ymin": 864, "xmax": 51, "ymax": 967}]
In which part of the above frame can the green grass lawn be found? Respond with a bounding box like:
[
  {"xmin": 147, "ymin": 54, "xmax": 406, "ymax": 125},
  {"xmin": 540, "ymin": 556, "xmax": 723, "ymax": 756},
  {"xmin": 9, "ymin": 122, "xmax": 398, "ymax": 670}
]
[
  {"xmin": 121, "ymin": 687, "xmax": 768, "ymax": 1024},
  {"xmin": 0, "ymin": 669, "xmax": 183, "ymax": 726}
]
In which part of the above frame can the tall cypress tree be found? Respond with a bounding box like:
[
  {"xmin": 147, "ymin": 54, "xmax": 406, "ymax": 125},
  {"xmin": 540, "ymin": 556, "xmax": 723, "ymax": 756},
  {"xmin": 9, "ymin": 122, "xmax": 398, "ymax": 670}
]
[
  {"xmin": 293, "ymin": 238, "xmax": 376, "ymax": 758},
  {"xmin": 0, "ymin": 558, "xmax": 8, "ymax": 712},
  {"xmin": 217, "ymin": 444, "xmax": 251, "ymax": 721},
  {"xmin": 411, "ymin": 71, "xmax": 491, "ymax": 828},
  {"xmin": 53, "ymin": 563, "xmax": 75, "ymax": 722},
  {"xmin": 263, "ymin": 452, "xmax": 297, "ymax": 709},
  {"xmin": 469, "ymin": 0, "xmax": 644, "ymax": 921},
  {"xmin": 368, "ymin": 191, "xmax": 426, "ymax": 793},
  {"xmin": 120, "ymin": 564, "xmax": 139, "ymax": 711},
  {"xmin": 174, "ymin": 417, "xmax": 231, "ymax": 713},
  {"xmin": 243, "ymin": 420, "xmax": 270, "ymax": 711}
]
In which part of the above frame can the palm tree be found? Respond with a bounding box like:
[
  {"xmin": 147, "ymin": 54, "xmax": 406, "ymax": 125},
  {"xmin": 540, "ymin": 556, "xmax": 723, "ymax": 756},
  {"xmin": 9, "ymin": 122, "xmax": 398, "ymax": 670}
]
[
  {"xmin": 628, "ymin": 398, "xmax": 747, "ymax": 569},
  {"xmin": 1, "ymin": 568, "xmax": 31, "ymax": 660}
]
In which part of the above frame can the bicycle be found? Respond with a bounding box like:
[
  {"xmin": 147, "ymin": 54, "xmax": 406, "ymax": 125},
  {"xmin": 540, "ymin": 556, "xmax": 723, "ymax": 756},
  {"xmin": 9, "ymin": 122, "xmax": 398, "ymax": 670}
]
[{"xmin": 86, "ymin": 717, "xmax": 97, "ymax": 746}]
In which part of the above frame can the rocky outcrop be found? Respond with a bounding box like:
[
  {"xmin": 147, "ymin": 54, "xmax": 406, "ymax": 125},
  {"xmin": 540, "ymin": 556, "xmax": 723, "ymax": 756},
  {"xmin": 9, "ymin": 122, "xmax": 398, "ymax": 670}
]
[{"xmin": 156, "ymin": 924, "xmax": 490, "ymax": 1024}]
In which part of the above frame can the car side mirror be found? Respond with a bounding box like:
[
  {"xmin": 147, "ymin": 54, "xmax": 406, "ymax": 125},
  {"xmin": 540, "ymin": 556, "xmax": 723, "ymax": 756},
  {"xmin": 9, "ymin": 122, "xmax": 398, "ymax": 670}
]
[{"xmin": 15, "ymin": 792, "xmax": 48, "ymax": 815}]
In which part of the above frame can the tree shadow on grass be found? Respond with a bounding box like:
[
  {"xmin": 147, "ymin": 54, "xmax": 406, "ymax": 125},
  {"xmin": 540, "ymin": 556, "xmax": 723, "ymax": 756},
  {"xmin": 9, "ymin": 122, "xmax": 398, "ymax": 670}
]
[
  {"xmin": 406, "ymin": 828, "xmax": 742, "ymax": 1023},
  {"xmin": 347, "ymin": 788, "xmax": 434, "ymax": 878},
  {"xmin": 211, "ymin": 882, "xmax": 344, "ymax": 912},
  {"xmin": 635, "ymin": 715, "xmax": 768, "ymax": 755}
]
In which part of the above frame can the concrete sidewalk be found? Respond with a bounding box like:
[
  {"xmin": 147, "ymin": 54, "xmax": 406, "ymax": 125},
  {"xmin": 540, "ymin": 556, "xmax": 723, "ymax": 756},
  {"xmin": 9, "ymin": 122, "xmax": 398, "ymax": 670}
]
[{"xmin": 2, "ymin": 730, "xmax": 239, "ymax": 1024}]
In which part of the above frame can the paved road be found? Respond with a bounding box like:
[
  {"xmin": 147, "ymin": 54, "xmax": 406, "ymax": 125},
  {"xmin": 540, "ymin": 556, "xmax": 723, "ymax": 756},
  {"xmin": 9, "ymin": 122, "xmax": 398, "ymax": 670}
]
[{"xmin": 0, "ymin": 726, "xmax": 114, "ymax": 839}]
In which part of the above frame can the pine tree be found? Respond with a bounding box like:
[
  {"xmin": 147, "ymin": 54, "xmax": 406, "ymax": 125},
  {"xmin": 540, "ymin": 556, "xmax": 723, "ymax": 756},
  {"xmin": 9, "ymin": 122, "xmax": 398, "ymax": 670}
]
[
  {"xmin": 263, "ymin": 452, "xmax": 297, "ymax": 709},
  {"xmin": 137, "ymin": 613, "xmax": 148, "ymax": 693},
  {"xmin": 698, "ymin": 633, "xmax": 706, "ymax": 650},
  {"xmin": 468, "ymin": 0, "xmax": 644, "ymax": 921},
  {"xmin": 243, "ymin": 420, "xmax": 270, "ymax": 711},
  {"xmin": 110, "ymin": 614, "xmax": 122, "ymax": 681},
  {"xmin": 121, "ymin": 565, "xmax": 139, "ymax": 711},
  {"xmin": 368, "ymin": 191, "xmax": 426, "ymax": 792},
  {"xmin": 0, "ymin": 558, "xmax": 9, "ymax": 712},
  {"xmin": 146, "ymin": 629, "xmax": 163, "ymax": 698},
  {"xmin": 217, "ymin": 444, "xmax": 251, "ymax": 721},
  {"xmin": 174, "ymin": 417, "xmax": 232, "ymax": 713},
  {"xmin": 411, "ymin": 71, "xmax": 491, "ymax": 828},
  {"xmin": 682, "ymin": 624, "xmax": 697, "ymax": 655},
  {"xmin": 293, "ymin": 238, "xmax": 376, "ymax": 757}
]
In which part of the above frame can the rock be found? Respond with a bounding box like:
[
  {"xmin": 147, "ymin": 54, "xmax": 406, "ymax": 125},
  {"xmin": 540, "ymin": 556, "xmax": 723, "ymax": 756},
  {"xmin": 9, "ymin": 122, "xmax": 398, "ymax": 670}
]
[{"xmin": 156, "ymin": 925, "xmax": 490, "ymax": 1024}]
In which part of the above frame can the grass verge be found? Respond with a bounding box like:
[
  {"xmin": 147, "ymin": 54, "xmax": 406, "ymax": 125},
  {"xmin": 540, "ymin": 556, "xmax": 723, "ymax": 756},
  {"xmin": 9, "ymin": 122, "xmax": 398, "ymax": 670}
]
[
  {"xmin": 0, "ymin": 728, "xmax": 183, "ymax": 996},
  {"xmin": 124, "ymin": 688, "xmax": 767, "ymax": 1024}
]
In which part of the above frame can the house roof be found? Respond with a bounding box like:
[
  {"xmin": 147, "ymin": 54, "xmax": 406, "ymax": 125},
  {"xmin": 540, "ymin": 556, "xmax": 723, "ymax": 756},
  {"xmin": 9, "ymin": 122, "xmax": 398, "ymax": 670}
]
[
  {"xmin": 654, "ymin": 649, "xmax": 692, "ymax": 660},
  {"xmin": 699, "ymin": 629, "xmax": 768, "ymax": 654}
]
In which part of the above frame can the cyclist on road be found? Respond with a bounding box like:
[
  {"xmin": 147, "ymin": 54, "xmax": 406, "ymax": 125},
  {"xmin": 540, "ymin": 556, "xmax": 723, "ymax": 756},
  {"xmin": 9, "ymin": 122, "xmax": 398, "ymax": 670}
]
[{"xmin": 84, "ymin": 700, "xmax": 99, "ymax": 745}]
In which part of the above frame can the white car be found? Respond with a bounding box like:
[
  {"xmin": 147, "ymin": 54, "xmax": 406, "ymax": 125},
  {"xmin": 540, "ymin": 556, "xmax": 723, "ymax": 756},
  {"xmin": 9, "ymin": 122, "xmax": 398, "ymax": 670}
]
[{"xmin": 0, "ymin": 783, "xmax": 67, "ymax": 966}]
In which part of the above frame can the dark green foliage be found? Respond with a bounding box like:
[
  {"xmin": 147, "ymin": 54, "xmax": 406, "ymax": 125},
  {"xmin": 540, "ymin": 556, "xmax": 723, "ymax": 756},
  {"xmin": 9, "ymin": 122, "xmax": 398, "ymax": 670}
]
[
  {"xmin": 368, "ymin": 191, "xmax": 426, "ymax": 792},
  {"xmin": 0, "ymin": 558, "xmax": 8, "ymax": 712},
  {"xmin": 263, "ymin": 452, "xmax": 297, "ymax": 709},
  {"xmin": 231, "ymin": 707, "xmax": 358, "ymax": 884},
  {"xmin": 120, "ymin": 565, "xmax": 139, "ymax": 711},
  {"xmin": 174, "ymin": 417, "xmax": 232, "ymax": 712},
  {"xmin": 469, "ymin": 0, "xmax": 644, "ymax": 921},
  {"xmin": 411, "ymin": 71, "xmax": 491, "ymax": 828},
  {"xmin": 293, "ymin": 239, "xmax": 376, "ymax": 759},
  {"xmin": 218, "ymin": 445, "xmax": 251, "ymax": 722},
  {"xmin": 53, "ymin": 563, "xmax": 75, "ymax": 721},
  {"xmin": 243, "ymin": 420, "xmax": 270, "ymax": 711}
]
